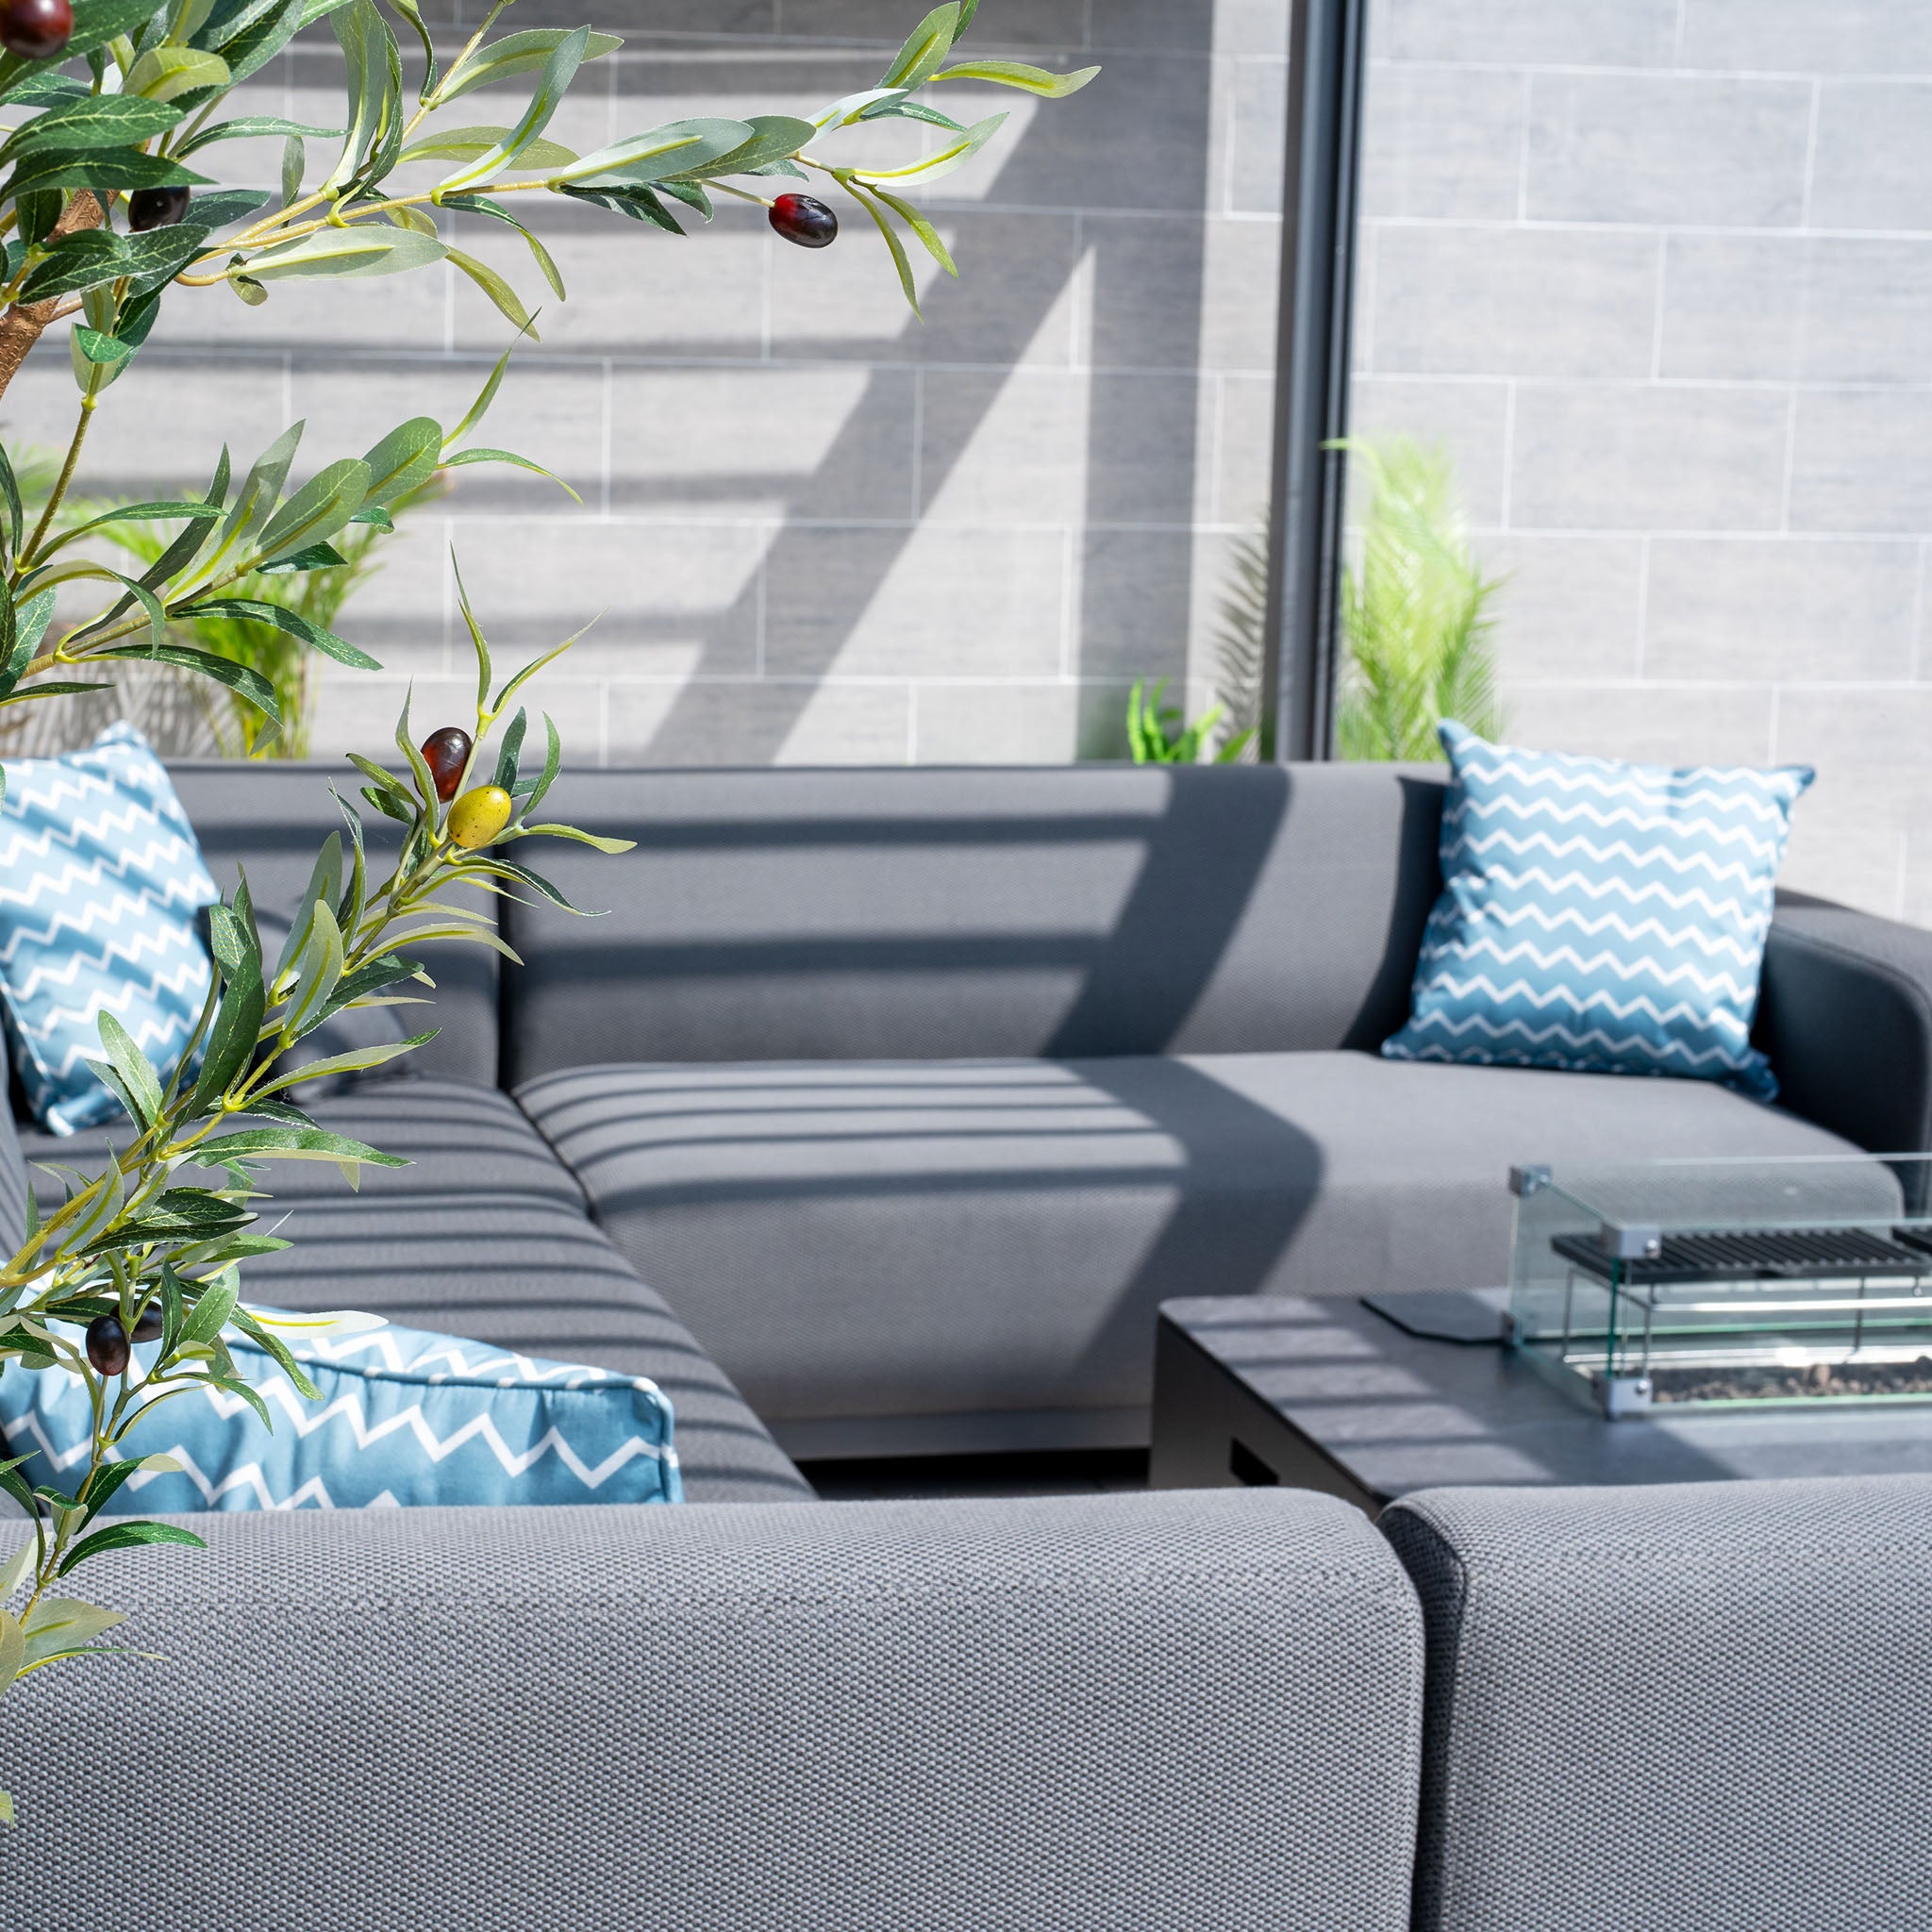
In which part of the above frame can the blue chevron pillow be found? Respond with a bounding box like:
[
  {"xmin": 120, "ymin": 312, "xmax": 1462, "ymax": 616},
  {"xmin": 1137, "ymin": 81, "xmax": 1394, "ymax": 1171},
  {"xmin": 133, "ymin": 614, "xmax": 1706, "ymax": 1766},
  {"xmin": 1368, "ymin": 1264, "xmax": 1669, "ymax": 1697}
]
[
  {"xmin": 0, "ymin": 724, "xmax": 217, "ymax": 1135},
  {"xmin": 1384, "ymin": 722, "xmax": 1813, "ymax": 1098},
  {"xmin": 0, "ymin": 1311, "xmax": 683, "ymax": 1510}
]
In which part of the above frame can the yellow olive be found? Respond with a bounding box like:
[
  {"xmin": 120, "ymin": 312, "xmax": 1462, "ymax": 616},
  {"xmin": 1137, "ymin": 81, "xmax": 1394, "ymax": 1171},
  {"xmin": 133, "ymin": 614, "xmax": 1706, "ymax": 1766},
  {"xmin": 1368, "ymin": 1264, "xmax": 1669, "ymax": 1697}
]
[{"xmin": 448, "ymin": 784, "xmax": 512, "ymax": 849}]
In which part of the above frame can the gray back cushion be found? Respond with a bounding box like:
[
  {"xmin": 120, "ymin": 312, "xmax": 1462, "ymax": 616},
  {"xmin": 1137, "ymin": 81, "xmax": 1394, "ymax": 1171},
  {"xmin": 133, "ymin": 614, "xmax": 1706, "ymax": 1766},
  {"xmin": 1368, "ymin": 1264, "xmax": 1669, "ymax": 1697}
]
[
  {"xmin": 1383, "ymin": 1474, "xmax": 1932, "ymax": 1932},
  {"xmin": 500, "ymin": 764, "xmax": 1447, "ymax": 1083},
  {"xmin": 166, "ymin": 761, "xmax": 498, "ymax": 1087},
  {"xmin": 0, "ymin": 1490, "xmax": 1424, "ymax": 1932}
]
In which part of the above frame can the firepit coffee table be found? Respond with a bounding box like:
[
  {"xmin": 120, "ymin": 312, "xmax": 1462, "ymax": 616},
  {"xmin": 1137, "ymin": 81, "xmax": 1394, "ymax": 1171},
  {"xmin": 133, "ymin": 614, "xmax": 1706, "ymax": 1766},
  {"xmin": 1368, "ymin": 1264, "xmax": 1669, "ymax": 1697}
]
[{"xmin": 1151, "ymin": 1152, "xmax": 1932, "ymax": 1510}]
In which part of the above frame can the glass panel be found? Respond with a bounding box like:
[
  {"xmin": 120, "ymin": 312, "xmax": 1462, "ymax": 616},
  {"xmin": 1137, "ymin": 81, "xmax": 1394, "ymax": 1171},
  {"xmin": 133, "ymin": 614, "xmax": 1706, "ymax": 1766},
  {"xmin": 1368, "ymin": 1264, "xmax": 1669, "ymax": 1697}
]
[
  {"xmin": 1507, "ymin": 1156, "xmax": 1932, "ymax": 1416},
  {"xmin": 1346, "ymin": 0, "xmax": 1925, "ymax": 916}
]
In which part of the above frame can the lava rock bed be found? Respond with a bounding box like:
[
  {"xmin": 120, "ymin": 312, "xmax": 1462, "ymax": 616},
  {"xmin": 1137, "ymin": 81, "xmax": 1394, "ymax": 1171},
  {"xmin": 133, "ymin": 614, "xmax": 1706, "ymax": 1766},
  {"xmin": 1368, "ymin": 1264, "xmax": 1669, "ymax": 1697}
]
[{"xmin": 1650, "ymin": 1358, "xmax": 1932, "ymax": 1403}]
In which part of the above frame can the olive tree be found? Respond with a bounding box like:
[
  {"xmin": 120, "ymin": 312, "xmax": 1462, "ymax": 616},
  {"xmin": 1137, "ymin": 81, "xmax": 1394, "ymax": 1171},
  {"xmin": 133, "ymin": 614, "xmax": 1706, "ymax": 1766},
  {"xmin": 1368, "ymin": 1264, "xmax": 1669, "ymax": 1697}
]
[{"xmin": 0, "ymin": 0, "xmax": 1093, "ymax": 1824}]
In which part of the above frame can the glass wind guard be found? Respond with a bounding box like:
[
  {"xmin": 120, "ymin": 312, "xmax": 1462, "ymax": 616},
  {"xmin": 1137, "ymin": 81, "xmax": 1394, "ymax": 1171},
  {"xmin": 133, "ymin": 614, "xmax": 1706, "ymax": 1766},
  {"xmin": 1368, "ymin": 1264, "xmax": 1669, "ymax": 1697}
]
[{"xmin": 1506, "ymin": 1155, "xmax": 1932, "ymax": 1418}]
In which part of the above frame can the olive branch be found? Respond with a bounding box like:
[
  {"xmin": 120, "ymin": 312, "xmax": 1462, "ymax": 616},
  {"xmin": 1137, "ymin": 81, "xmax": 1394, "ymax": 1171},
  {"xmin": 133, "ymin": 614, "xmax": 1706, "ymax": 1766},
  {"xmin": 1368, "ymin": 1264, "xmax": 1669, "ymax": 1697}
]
[{"xmin": 0, "ymin": 0, "xmax": 1097, "ymax": 1830}]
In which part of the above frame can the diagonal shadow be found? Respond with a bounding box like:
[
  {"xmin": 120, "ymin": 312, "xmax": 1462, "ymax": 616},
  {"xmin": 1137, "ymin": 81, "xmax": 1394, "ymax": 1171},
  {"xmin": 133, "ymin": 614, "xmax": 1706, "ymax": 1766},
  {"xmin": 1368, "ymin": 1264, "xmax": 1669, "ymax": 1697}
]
[{"xmin": 633, "ymin": 19, "xmax": 1215, "ymax": 764}]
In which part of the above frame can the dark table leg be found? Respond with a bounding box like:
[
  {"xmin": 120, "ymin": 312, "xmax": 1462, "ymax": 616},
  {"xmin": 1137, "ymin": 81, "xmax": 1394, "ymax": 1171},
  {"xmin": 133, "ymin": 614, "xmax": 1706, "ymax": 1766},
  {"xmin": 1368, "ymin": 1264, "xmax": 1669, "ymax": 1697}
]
[{"xmin": 1150, "ymin": 1312, "xmax": 1386, "ymax": 1513}]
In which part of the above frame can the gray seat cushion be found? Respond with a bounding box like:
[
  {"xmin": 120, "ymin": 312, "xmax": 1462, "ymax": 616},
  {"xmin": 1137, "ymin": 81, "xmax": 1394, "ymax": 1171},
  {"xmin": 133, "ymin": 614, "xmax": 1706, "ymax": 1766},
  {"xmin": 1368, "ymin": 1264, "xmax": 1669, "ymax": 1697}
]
[
  {"xmin": 519, "ymin": 1051, "xmax": 1862, "ymax": 1458},
  {"xmin": 21, "ymin": 1080, "xmax": 807, "ymax": 1505},
  {"xmin": 21, "ymin": 1077, "xmax": 585, "ymax": 1209}
]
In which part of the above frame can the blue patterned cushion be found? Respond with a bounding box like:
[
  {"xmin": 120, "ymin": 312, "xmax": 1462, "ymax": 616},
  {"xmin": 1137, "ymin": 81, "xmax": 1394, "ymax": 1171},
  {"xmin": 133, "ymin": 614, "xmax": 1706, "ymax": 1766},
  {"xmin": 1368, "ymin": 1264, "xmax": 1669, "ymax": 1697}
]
[
  {"xmin": 1384, "ymin": 722, "xmax": 1813, "ymax": 1098},
  {"xmin": 0, "ymin": 1312, "xmax": 682, "ymax": 1509},
  {"xmin": 0, "ymin": 724, "xmax": 216, "ymax": 1135}
]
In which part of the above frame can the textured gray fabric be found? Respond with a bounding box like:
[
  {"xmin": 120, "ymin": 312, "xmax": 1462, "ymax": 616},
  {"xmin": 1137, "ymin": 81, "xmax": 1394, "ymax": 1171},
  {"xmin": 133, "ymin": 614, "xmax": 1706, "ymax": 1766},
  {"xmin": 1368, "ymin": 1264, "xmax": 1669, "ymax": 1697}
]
[
  {"xmin": 1383, "ymin": 1474, "xmax": 1932, "ymax": 1932},
  {"xmin": 498, "ymin": 763, "xmax": 1447, "ymax": 1083},
  {"xmin": 1759, "ymin": 889, "xmax": 1932, "ymax": 1164},
  {"xmin": 163, "ymin": 760, "xmax": 499, "ymax": 1085},
  {"xmin": 20, "ymin": 1080, "xmax": 803, "ymax": 1503},
  {"xmin": 0, "ymin": 1490, "xmax": 1422, "ymax": 1932},
  {"xmin": 15, "ymin": 1174, "xmax": 803, "ymax": 1504},
  {"xmin": 519, "ymin": 1050, "xmax": 1856, "ymax": 1451},
  {"xmin": 22, "ymin": 1076, "xmax": 585, "ymax": 1209},
  {"xmin": 228, "ymin": 1192, "xmax": 808, "ymax": 1505}
]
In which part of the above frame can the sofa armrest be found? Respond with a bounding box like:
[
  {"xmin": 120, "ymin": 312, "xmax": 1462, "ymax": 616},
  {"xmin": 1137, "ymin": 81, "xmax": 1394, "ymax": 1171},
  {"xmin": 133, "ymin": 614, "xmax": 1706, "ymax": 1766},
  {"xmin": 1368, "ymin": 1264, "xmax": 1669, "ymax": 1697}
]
[
  {"xmin": 1383, "ymin": 1475, "xmax": 1932, "ymax": 1932},
  {"xmin": 0, "ymin": 1491, "xmax": 1422, "ymax": 1932},
  {"xmin": 1757, "ymin": 891, "xmax": 1932, "ymax": 1154}
]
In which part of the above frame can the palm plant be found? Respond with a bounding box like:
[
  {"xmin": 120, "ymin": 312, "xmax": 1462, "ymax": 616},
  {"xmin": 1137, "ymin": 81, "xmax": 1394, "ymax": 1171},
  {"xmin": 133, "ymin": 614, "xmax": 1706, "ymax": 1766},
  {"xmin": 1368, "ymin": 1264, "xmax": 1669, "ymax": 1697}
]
[
  {"xmin": 1209, "ymin": 521, "xmax": 1270, "ymax": 762},
  {"xmin": 1332, "ymin": 436, "xmax": 1505, "ymax": 761}
]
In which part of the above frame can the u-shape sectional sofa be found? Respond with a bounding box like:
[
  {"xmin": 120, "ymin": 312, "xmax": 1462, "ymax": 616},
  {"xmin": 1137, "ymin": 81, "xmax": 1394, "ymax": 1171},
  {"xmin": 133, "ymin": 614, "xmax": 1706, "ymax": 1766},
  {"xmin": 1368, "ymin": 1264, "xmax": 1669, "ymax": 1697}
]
[{"xmin": 4, "ymin": 758, "xmax": 1931, "ymax": 1925}]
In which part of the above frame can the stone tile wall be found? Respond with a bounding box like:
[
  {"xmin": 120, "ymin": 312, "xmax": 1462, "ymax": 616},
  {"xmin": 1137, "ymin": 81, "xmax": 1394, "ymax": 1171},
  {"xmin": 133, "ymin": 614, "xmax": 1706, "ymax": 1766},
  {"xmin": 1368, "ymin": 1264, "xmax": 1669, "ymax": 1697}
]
[
  {"xmin": 1356, "ymin": 0, "xmax": 1932, "ymax": 920},
  {"xmin": 2, "ymin": 0, "xmax": 1286, "ymax": 772}
]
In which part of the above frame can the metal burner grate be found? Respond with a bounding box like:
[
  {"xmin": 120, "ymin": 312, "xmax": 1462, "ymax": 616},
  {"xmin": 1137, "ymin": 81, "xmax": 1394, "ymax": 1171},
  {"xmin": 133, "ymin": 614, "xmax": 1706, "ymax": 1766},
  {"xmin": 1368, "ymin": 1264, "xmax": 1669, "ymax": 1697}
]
[{"xmin": 1551, "ymin": 1224, "xmax": 1932, "ymax": 1288}]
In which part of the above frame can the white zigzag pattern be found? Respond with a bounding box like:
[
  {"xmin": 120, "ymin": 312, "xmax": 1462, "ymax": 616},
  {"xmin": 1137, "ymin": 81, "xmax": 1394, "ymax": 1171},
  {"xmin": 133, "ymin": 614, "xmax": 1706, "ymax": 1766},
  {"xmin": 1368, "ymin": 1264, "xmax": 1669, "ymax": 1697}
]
[
  {"xmin": 0, "ymin": 854, "xmax": 208, "ymax": 927},
  {"xmin": 1428, "ymin": 938, "xmax": 1757, "ymax": 1001},
  {"xmin": 1469, "ymin": 900, "xmax": 1761, "ymax": 962},
  {"xmin": 7, "ymin": 911, "xmax": 206, "ymax": 999},
  {"xmin": 28, "ymin": 963, "xmax": 210, "ymax": 1079},
  {"xmin": 1455, "ymin": 827, "xmax": 1769, "ymax": 891},
  {"xmin": 1454, "ymin": 749, "xmax": 1802, "ymax": 822},
  {"xmin": 0, "ymin": 728, "xmax": 219, "ymax": 1129},
  {"xmin": 11, "ymin": 1374, "xmax": 670, "ymax": 1508},
  {"xmin": 2, "ymin": 768, "xmax": 121, "ymax": 816},
  {"xmin": 0, "ymin": 781, "xmax": 182, "ymax": 834},
  {"xmin": 291, "ymin": 1329, "xmax": 644, "ymax": 1389},
  {"xmin": 1424, "ymin": 973, "xmax": 1752, "ymax": 1039},
  {"xmin": 1447, "ymin": 792, "xmax": 1786, "ymax": 860},
  {"xmin": 183, "ymin": 1374, "xmax": 666, "ymax": 1491},
  {"xmin": 5, "ymin": 1409, "xmax": 95, "ymax": 1475},
  {"xmin": 0, "ymin": 832, "xmax": 205, "ymax": 886},
  {"xmin": 0, "ymin": 824, "xmax": 197, "ymax": 886},
  {"xmin": 149, "ymin": 1457, "xmax": 341, "ymax": 1510},
  {"xmin": 1474, "ymin": 863, "xmax": 1769, "ymax": 923}
]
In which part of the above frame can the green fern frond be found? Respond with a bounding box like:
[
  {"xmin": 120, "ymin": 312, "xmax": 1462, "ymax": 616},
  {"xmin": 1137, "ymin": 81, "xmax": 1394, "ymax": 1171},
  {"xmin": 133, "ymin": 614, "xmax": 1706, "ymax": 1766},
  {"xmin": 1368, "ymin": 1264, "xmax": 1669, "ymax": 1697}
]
[
  {"xmin": 1210, "ymin": 522, "xmax": 1272, "ymax": 762},
  {"xmin": 1331, "ymin": 436, "xmax": 1506, "ymax": 763}
]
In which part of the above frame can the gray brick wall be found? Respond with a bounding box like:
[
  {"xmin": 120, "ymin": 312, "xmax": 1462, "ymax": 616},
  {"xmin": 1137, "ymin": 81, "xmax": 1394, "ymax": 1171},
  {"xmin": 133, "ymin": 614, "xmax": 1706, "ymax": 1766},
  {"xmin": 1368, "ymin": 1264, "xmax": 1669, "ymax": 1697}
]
[
  {"xmin": 2, "ymin": 0, "xmax": 1285, "ymax": 773},
  {"xmin": 1356, "ymin": 0, "xmax": 1932, "ymax": 920}
]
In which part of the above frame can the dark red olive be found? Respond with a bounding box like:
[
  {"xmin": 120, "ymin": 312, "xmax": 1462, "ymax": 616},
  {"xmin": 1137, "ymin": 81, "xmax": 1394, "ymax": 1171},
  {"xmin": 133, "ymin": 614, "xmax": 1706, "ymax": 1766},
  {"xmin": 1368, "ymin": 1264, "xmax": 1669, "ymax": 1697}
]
[
  {"xmin": 128, "ymin": 186, "xmax": 192, "ymax": 232},
  {"xmin": 420, "ymin": 725, "xmax": 473, "ymax": 803},
  {"xmin": 0, "ymin": 0, "xmax": 74, "ymax": 59},
  {"xmin": 769, "ymin": 193, "xmax": 838, "ymax": 249},
  {"xmin": 130, "ymin": 1304, "xmax": 164, "ymax": 1343},
  {"xmin": 86, "ymin": 1314, "xmax": 129, "ymax": 1377}
]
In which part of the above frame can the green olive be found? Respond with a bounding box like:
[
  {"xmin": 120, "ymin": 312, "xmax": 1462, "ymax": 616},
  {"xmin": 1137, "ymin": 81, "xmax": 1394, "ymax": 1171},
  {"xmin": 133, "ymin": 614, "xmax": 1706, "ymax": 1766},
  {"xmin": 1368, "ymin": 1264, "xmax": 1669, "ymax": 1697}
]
[{"xmin": 448, "ymin": 785, "xmax": 512, "ymax": 849}]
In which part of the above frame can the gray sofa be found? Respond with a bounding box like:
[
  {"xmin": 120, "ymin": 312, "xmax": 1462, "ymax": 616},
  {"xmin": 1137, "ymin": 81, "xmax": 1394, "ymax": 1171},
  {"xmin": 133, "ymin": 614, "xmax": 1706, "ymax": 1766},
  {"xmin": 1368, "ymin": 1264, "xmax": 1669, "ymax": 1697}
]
[
  {"xmin": 9, "ymin": 758, "xmax": 1932, "ymax": 1484},
  {"xmin": 6, "ymin": 1472, "xmax": 1931, "ymax": 1929},
  {"xmin": 5, "ymin": 761, "xmax": 1932, "ymax": 1926}
]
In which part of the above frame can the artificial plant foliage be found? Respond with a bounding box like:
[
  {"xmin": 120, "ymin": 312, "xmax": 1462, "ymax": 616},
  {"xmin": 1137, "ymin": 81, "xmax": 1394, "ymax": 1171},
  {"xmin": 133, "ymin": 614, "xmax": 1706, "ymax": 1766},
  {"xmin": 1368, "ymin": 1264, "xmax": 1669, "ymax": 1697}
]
[{"xmin": 0, "ymin": 0, "xmax": 1095, "ymax": 1826}]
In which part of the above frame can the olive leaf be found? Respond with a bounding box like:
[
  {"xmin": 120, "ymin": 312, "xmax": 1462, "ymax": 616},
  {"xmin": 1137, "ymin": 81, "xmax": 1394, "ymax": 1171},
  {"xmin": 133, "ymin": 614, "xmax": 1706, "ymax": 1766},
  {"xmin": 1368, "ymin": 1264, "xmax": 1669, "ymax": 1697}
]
[
  {"xmin": 238, "ymin": 225, "xmax": 445, "ymax": 281},
  {"xmin": 547, "ymin": 116, "xmax": 752, "ymax": 188},
  {"xmin": 56, "ymin": 1522, "xmax": 205, "ymax": 1580},
  {"xmin": 437, "ymin": 25, "xmax": 587, "ymax": 196},
  {"xmin": 433, "ymin": 25, "xmax": 622, "ymax": 107}
]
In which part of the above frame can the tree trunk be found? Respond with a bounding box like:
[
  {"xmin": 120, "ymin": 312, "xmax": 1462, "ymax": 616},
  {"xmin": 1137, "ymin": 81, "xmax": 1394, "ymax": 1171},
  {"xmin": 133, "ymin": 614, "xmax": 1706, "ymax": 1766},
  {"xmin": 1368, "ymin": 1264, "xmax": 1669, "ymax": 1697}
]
[{"xmin": 0, "ymin": 193, "xmax": 104, "ymax": 408}]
